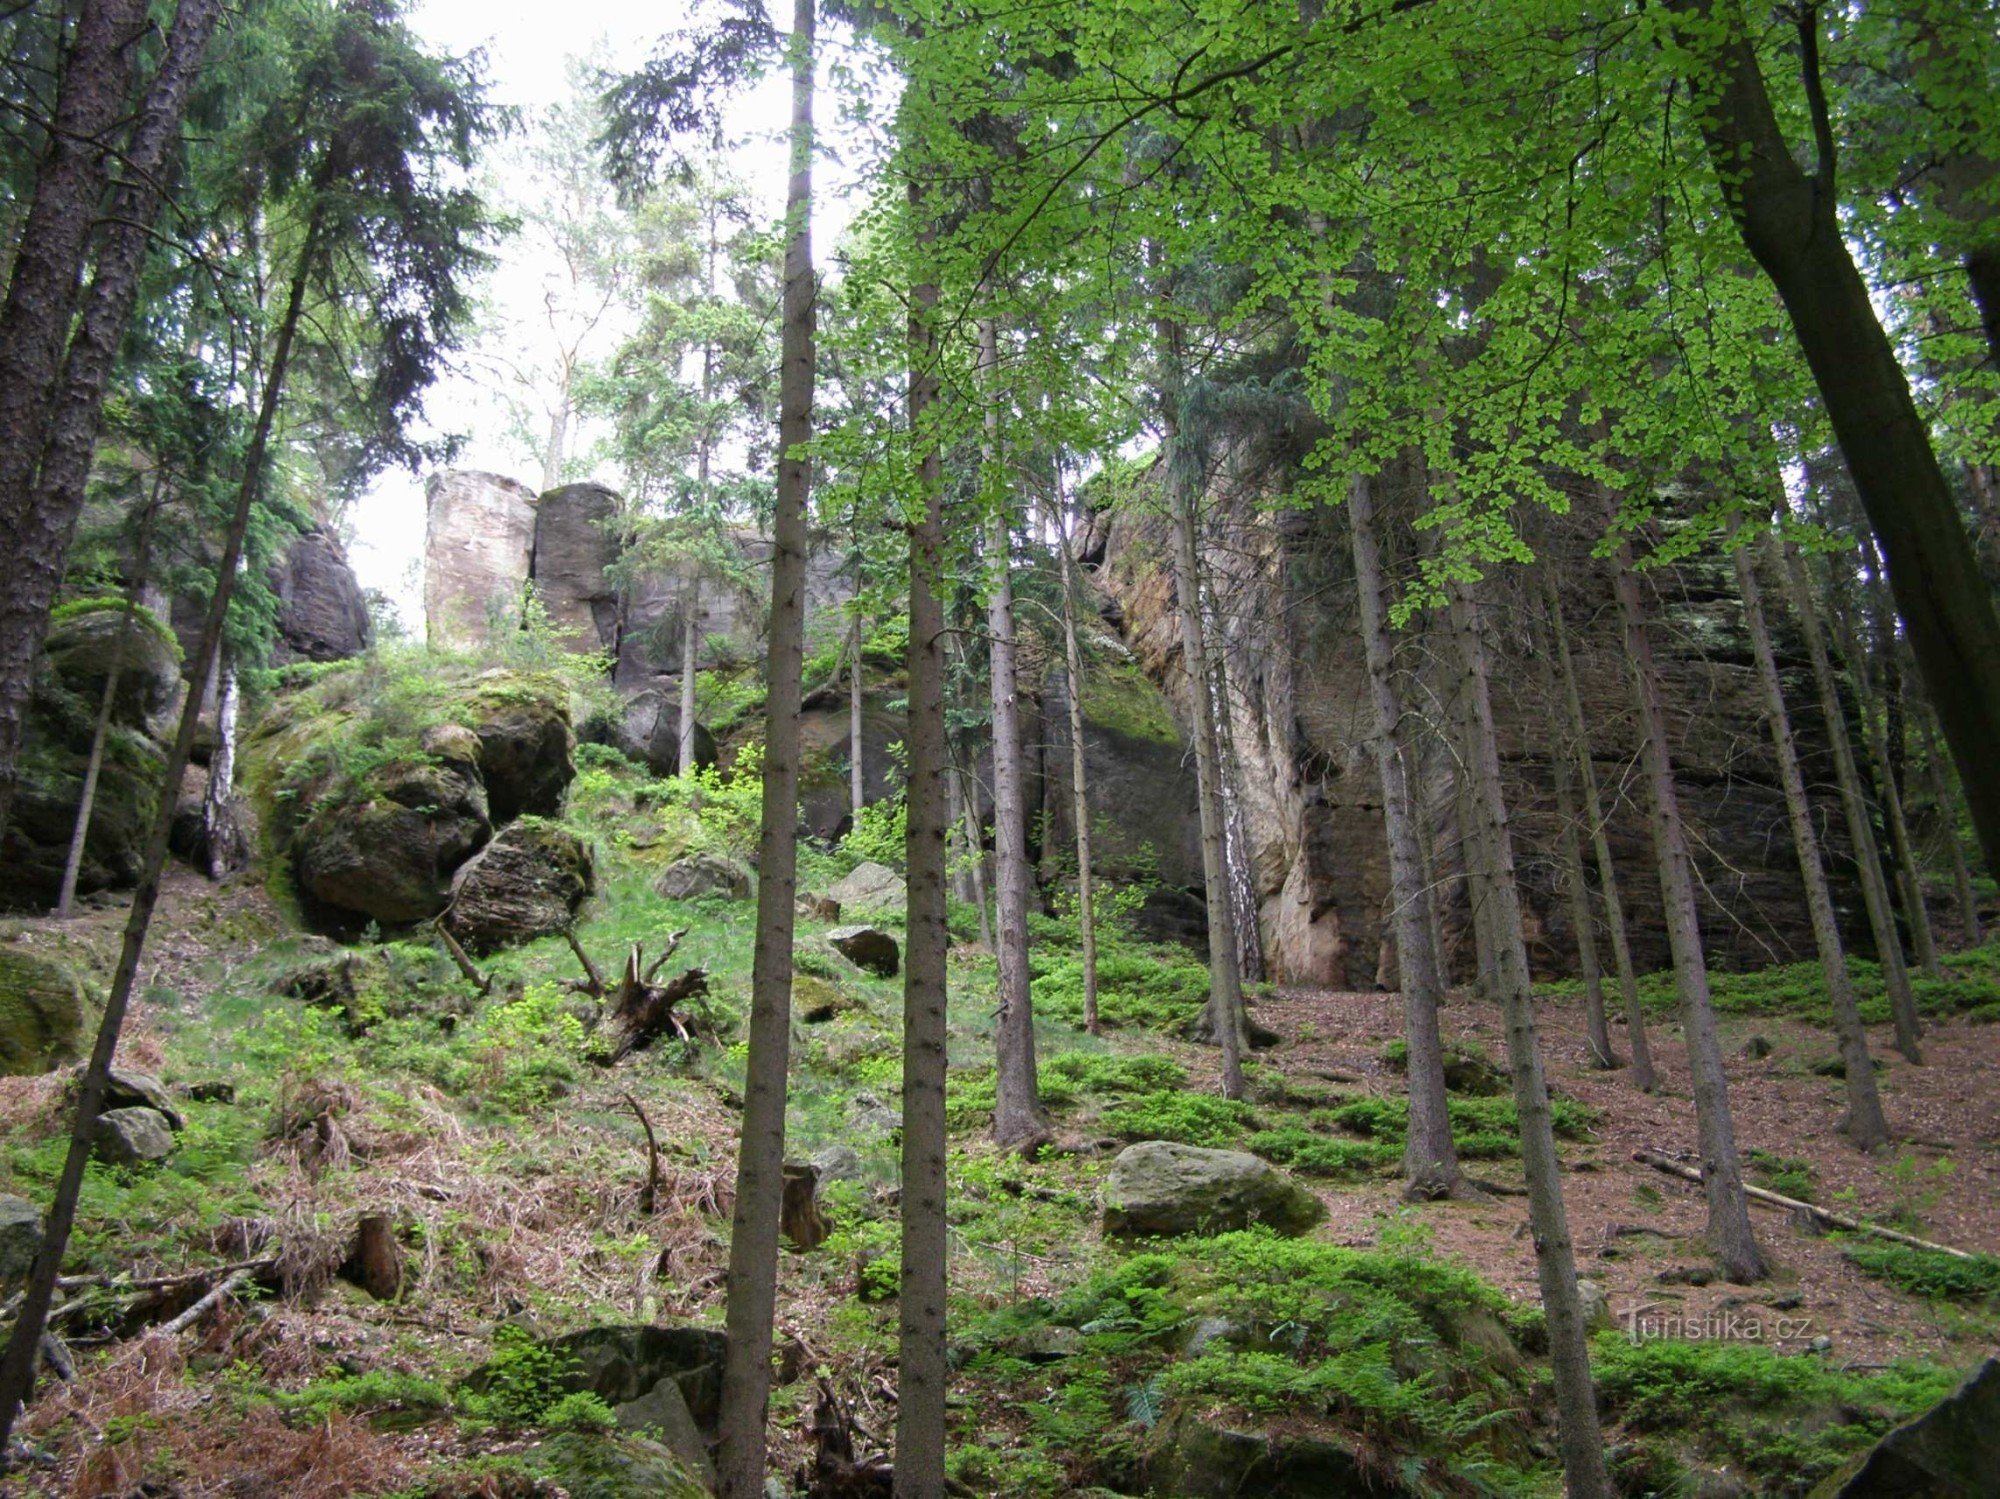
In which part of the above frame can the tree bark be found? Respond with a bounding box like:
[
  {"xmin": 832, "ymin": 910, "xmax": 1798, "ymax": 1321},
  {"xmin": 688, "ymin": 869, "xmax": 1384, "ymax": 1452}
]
[
  {"xmin": 715, "ymin": 5, "xmax": 811, "ymax": 1492},
  {"xmin": 1919, "ymin": 707, "xmax": 1981, "ymax": 946},
  {"xmin": 0, "ymin": 0, "xmax": 223, "ymax": 844},
  {"xmin": 0, "ymin": 190, "xmax": 322, "ymax": 1450},
  {"xmin": 678, "ymin": 578, "xmax": 699, "ymax": 777},
  {"xmin": 980, "ymin": 317, "xmax": 1047, "ymax": 1152},
  {"xmin": 1446, "ymin": 584, "xmax": 1612, "ymax": 1499},
  {"xmin": 1542, "ymin": 564, "xmax": 1655, "ymax": 1088},
  {"xmin": 1731, "ymin": 526, "xmax": 1890, "ymax": 1152},
  {"xmin": 1611, "ymin": 543, "xmax": 1766, "ymax": 1282},
  {"xmin": 1775, "ymin": 537, "xmax": 1925, "ymax": 1063},
  {"xmin": 1666, "ymin": 0, "xmax": 2000, "ymax": 877},
  {"xmin": 1347, "ymin": 474, "xmax": 1464, "ymax": 1198},
  {"xmin": 200, "ymin": 652, "xmax": 241, "ymax": 880},
  {"xmin": 1160, "ymin": 328, "xmax": 1246, "ymax": 1098},
  {"xmin": 1056, "ymin": 497, "xmax": 1100, "ymax": 1036},
  {"xmin": 895, "ymin": 249, "xmax": 949, "ymax": 1499},
  {"xmin": 849, "ymin": 607, "xmax": 865, "ymax": 821}
]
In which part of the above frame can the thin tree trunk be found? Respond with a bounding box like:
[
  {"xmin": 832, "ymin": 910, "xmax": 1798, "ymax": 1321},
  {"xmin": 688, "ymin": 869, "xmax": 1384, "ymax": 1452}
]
[
  {"xmin": 1446, "ymin": 583, "xmax": 1612, "ymax": 1499},
  {"xmin": 200, "ymin": 652, "xmax": 240, "ymax": 879},
  {"xmin": 1666, "ymin": 0, "xmax": 2000, "ymax": 877},
  {"xmin": 1525, "ymin": 597, "xmax": 1616, "ymax": 1069},
  {"xmin": 1057, "ymin": 503, "xmax": 1100, "ymax": 1037},
  {"xmin": 678, "ymin": 578, "xmax": 699, "ymax": 777},
  {"xmin": 0, "ymin": 189, "xmax": 321, "ymax": 1450},
  {"xmin": 1732, "ymin": 526, "xmax": 1891, "ymax": 1152},
  {"xmin": 1347, "ymin": 473, "xmax": 1464, "ymax": 1199},
  {"xmin": 1775, "ymin": 537, "xmax": 1926, "ymax": 1062},
  {"xmin": 715, "ymin": 5, "xmax": 811, "ymax": 1492},
  {"xmin": 960, "ymin": 765, "xmax": 993, "ymax": 950},
  {"xmin": 895, "ymin": 253, "xmax": 948, "ymax": 1499},
  {"xmin": 849, "ymin": 608, "xmax": 865, "ymax": 820},
  {"xmin": 0, "ymin": 0, "xmax": 224, "ymax": 844},
  {"xmin": 980, "ymin": 318, "xmax": 1046, "ymax": 1152},
  {"xmin": 1611, "ymin": 543, "xmax": 1766, "ymax": 1282},
  {"xmin": 1542, "ymin": 565, "xmax": 1655, "ymax": 1087},
  {"xmin": 1919, "ymin": 707, "xmax": 1981, "ymax": 946},
  {"xmin": 1159, "ymin": 332, "xmax": 1245, "ymax": 1098}
]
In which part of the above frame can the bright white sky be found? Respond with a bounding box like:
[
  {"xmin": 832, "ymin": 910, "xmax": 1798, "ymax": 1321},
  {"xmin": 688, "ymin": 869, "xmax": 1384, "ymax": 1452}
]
[{"xmin": 347, "ymin": 0, "xmax": 872, "ymax": 630}]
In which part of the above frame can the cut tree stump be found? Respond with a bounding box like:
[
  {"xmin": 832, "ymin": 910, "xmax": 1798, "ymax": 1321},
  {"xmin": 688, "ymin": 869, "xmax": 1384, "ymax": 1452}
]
[
  {"xmin": 782, "ymin": 1162, "xmax": 830, "ymax": 1250},
  {"xmin": 341, "ymin": 1213, "xmax": 403, "ymax": 1300}
]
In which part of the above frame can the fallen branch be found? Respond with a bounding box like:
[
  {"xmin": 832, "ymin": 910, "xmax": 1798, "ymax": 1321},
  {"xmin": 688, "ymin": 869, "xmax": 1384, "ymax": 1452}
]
[
  {"xmin": 436, "ymin": 924, "xmax": 493, "ymax": 996},
  {"xmin": 53, "ymin": 1256, "xmax": 277, "ymax": 1294},
  {"xmin": 158, "ymin": 1266, "xmax": 258, "ymax": 1336},
  {"xmin": 643, "ymin": 928, "xmax": 689, "ymax": 984},
  {"xmin": 564, "ymin": 926, "xmax": 609, "ymax": 997},
  {"xmin": 1633, "ymin": 1148, "xmax": 1977, "ymax": 1259},
  {"xmin": 622, "ymin": 1092, "xmax": 662, "ymax": 1215}
]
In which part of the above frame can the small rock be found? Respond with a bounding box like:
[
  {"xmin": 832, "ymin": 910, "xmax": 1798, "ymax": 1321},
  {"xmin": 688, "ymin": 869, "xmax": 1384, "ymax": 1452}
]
[
  {"xmin": 1742, "ymin": 1035, "xmax": 1773, "ymax": 1059},
  {"xmin": 1, "ymin": 1194, "xmax": 43, "ymax": 1288},
  {"xmin": 183, "ymin": 1080, "xmax": 235, "ymax": 1104},
  {"xmin": 92, "ymin": 1106, "xmax": 176, "ymax": 1166},
  {"xmin": 796, "ymin": 893, "xmax": 840, "ymax": 922},
  {"xmin": 1769, "ymin": 1292, "xmax": 1803, "ymax": 1311},
  {"xmin": 811, "ymin": 1145, "xmax": 864, "ymax": 1187},
  {"xmin": 825, "ymin": 862, "xmax": 906, "ymax": 914},
  {"xmin": 1656, "ymin": 1264, "xmax": 1714, "ymax": 1287},
  {"xmin": 1810, "ymin": 1334, "xmax": 1833, "ymax": 1354},
  {"xmin": 654, "ymin": 853, "xmax": 752, "ymax": 903},
  {"xmin": 1184, "ymin": 1316, "xmax": 1242, "ymax": 1355},
  {"xmin": 828, "ymin": 926, "xmax": 899, "ymax": 978},
  {"xmin": 848, "ymin": 1093, "xmax": 902, "ymax": 1137},
  {"xmin": 1576, "ymin": 1279, "xmax": 1613, "ymax": 1333}
]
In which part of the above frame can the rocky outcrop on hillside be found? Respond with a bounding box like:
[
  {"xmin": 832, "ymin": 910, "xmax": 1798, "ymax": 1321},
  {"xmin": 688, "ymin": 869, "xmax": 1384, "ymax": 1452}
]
[
  {"xmin": 1095, "ymin": 454, "xmax": 1857, "ymax": 987},
  {"xmin": 425, "ymin": 470, "xmax": 538, "ymax": 650},
  {"xmin": 270, "ymin": 527, "xmax": 373, "ymax": 664},
  {"xmin": 533, "ymin": 482, "xmax": 622, "ymax": 655}
]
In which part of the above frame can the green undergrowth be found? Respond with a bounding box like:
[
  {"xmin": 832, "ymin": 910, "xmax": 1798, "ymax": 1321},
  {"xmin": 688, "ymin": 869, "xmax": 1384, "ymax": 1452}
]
[
  {"xmin": 1593, "ymin": 1335, "xmax": 1960, "ymax": 1494},
  {"xmin": 1842, "ymin": 1241, "xmax": 2000, "ymax": 1303}
]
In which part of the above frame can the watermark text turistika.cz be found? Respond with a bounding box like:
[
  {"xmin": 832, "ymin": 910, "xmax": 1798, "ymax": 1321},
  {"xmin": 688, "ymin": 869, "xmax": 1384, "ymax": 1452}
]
[{"xmin": 1619, "ymin": 1303, "xmax": 1812, "ymax": 1344}]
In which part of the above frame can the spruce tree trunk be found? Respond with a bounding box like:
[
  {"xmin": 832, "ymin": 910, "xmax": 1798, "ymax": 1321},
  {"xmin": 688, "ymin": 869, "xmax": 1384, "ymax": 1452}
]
[
  {"xmin": 0, "ymin": 191, "xmax": 321, "ymax": 1450},
  {"xmin": 1666, "ymin": 0, "xmax": 2000, "ymax": 877},
  {"xmin": 1158, "ymin": 333, "xmax": 1245, "ymax": 1097},
  {"xmin": 849, "ymin": 608, "xmax": 865, "ymax": 821},
  {"xmin": 960, "ymin": 764, "xmax": 993, "ymax": 950},
  {"xmin": 980, "ymin": 318, "xmax": 1047, "ymax": 1152},
  {"xmin": 1347, "ymin": 473, "xmax": 1464, "ymax": 1198},
  {"xmin": 1446, "ymin": 584, "xmax": 1612, "ymax": 1499},
  {"xmin": 1920, "ymin": 708, "xmax": 1981, "ymax": 946},
  {"xmin": 1056, "ymin": 511, "xmax": 1100, "ymax": 1036},
  {"xmin": 678, "ymin": 578, "xmax": 699, "ymax": 777},
  {"xmin": 1732, "ymin": 530, "xmax": 1891, "ymax": 1152},
  {"xmin": 895, "ymin": 257, "xmax": 949, "ymax": 1499},
  {"xmin": 1542, "ymin": 565, "xmax": 1655, "ymax": 1087},
  {"xmin": 715, "ymin": 5, "xmax": 811, "ymax": 1491},
  {"xmin": 1526, "ymin": 601, "xmax": 1616, "ymax": 1069},
  {"xmin": 1611, "ymin": 544, "xmax": 1766, "ymax": 1282},
  {"xmin": 1774, "ymin": 538, "xmax": 1926, "ymax": 1062},
  {"xmin": 0, "ymin": 0, "xmax": 223, "ymax": 843},
  {"xmin": 200, "ymin": 653, "xmax": 240, "ymax": 879}
]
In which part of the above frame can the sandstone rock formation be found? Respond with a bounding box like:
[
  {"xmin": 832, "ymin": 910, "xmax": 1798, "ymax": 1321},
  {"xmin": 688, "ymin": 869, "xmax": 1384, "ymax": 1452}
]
[
  {"xmin": 445, "ymin": 819, "xmax": 595, "ymax": 953},
  {"xmin": 532, "ymin": 482, "xmax": 623, "ymax": 654},
  {"xmin": 293, "ymin": 752, "xmax": 491, "ymax": 929},
  {"xmin": 425, "ymin": 471, "xmax": 537, "ymax": 650},
  {"xmin": 462, "ymin": 673, "xmax": 576, "ymax": 821},
  {"xmin": 1101, "ymin": 1140, "xmax": 1327, "ymax": 1239},
  {"xmin": 270, "ymin": 527, "xmax": 373, "ymax": 664},
  {"xmin": 654, "ymin": 852, "xmax": 752, "ymax": 902},
  {"xmin": 92, "ymin": 1106, "xmax": 176, "ymax": 1165},
  {"xmin": 43, "ymin": 601, "xmax": 181, "ymax": 736},
  {"xmin": 0, "ymin": 943, "xmax": 97, "ymax": 1075}
]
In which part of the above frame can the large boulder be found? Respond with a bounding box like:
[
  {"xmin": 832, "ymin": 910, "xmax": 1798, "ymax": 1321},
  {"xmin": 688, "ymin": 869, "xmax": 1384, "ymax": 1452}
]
[
  {"xmin": 445, "ymin": 820, "xmax": 595, "ymax": 953},
  {"xmin": 654, "ymin": 853, "xmax": 751, "ymax": 903},
  {"xmin": 1102, "ymin": 1141, "xmax": 1327, "ymax": 1239},
  {"xmin": 0, "ymin": 943, "xmax": 97, "ymax": 1076},
  {"xmin": 643, "ymin": 706, "xmax": 719, "ymax": 779},
  {"xmin": 1144, "ymin": 1412, "xmax": 1412, "ymax": 1498},
  {"xmin": 532, "ymin": 482, "xmax": 623, "ymax": 655},
  {"xmin": 293, "ymin": 753, "xmax": 491, "ymax": 929},
  {"xmin": 1817, "ymin": 1357, "xmax": 2000, "ymax": 1497},
  {"xmin": 43, "ymin": 601, "xmax": 182, "ymax": 734},
  {"xmin": 826, "ymin": 862, "xmax": 906, "ymax": 915},
  {"xmin": 281, "ymin": 941, "xmax": 475, "ymax": 1033},
  {"xmin": 531, "ymin": 1432, "xmax": 709, "ymax": 1499},
  {"xmin": 829, "ymin": 925, "xmax": 899, "ymax": 979},
  {"xmin": 425, "ymin": 470, "xmax": 537, "ymax": 650},
  {"xmin": 270, "ymin": 527, "xmax": 372, "ymax": 664},
  {"xmin": 464, "ymin": 672, "xmax": 575, "ymax": 821},
  {"xmin": 3, "ymin": 701, "xmax": 163, "ymax": 909}
]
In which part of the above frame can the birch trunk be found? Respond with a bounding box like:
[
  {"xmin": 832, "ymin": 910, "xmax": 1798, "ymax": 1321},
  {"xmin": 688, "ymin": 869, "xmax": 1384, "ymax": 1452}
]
[
  {"xmin": 1775, "ymin": 538, "xmax": 1925, "ymax": 1062},
  {"xmin": 1732, "ymin": 530, "xmax": 1891, "ymax": 1152},
  {"xmin": 1611, "ymin": 543, "xmax": 1766, "ymax": 1281},
  {"xmin": 980, "ymin": 318, "xmax": 1047, "ymax": 1151},
  {"xmin": 1543, "ymin": 565, "xmax": 1655, "ymax": 1087},
  {"xmin": 849, "ymin": 608, "xmax": 865, "ymax": 821},
  {"xmin": 1056, "ymin": 504, "xmax": 1101, "ymax": 1036},
  {"xmin": 895, "ymin": 250, "xmax": 948, "ymax": 1499},
  {"xmin": 1347, "ymin": 474, "xmax": 1464, "ymax": 1198},
  {"xmin": 1447, "ymin": 585, "xmax": 1612, "ymax": 1499},
  {"xmin": 715, "ymin": 6, "xmax": 811, "ymax": 1491},
  {"xmin": 200, "ymin": 654, "xmax": 240, "ymax": 879}
]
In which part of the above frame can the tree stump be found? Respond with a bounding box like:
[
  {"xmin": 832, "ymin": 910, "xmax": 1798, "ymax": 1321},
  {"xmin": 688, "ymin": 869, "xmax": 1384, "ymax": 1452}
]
[
  {"xmin": 781, "ymin": 1162, "xmax": 830, "ymax": 1250},
  {"xmin": 341, "ymin": 1213, "xmax": 403, "ymax": 1301}
]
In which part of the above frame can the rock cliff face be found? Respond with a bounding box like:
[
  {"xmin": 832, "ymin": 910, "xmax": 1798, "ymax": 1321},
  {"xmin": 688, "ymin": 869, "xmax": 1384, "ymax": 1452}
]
[
  {"xmin": 425, "ymin": 471, "xmax": 538, "ymax": 650},
  {"xmin": 1096, "ymin": 457, "xmax": 1856, "ymax": 987},
  {"xmin": 270, "ymin": 527, "xmax": 373, "ymax": 664},
  {"xmin": 532, "ymin": 483, "xmax": 622, "ymax": 655}
]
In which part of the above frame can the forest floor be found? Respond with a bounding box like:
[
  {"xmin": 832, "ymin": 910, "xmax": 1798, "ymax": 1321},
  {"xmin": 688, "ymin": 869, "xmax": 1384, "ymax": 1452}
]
[{"xmin": 4, "ymin": 852, "xmax": 1998, "ymax": 1498}]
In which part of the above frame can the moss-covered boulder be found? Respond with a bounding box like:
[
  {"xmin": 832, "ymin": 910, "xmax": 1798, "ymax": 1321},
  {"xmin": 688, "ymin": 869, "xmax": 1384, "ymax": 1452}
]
[
  {"xmin": 1144, "ymin": 1412, "xmax": 1412, "ymax": 1498},
  {"xmin": 0, "ymin": 943, "xmax": 98, "ymax": 1075},
  {"xmin": 465, "ymin": 672, "xmax": 575, "ymax": 821},
  {"xmin": 281, "ymin": 941, "xmax": 475, "ymax": 1033},
  {"xmin": 1102, "ymin": 1141, "xmax": 1327, "ymax": 1239},
  {"xmin": 529, "ymin": 1433, "xmax": 709, "ymax": 1499},
  {"xmin": 293, "ymin": 754, "xmax": 491, "ymax": 929},
  {"xmin": 445, "ymin": 819, "xmax": 595, "ymax": 953},
  {"xmin": 1817, "ymin": 1357, "xmax": 2000, "ymax": 1497},
  {"xmin": 43, "ymin": 599, "xmax": 182, "ymax": 734}
]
